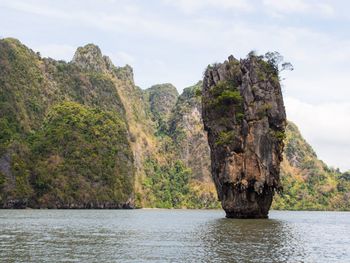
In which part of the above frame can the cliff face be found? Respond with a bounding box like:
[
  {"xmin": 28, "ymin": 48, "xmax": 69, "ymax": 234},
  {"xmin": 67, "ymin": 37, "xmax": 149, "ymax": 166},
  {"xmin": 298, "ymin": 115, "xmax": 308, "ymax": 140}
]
[
  {"xmin": 1, "ymin": 38, "xmax": 349, "ymax": 211},
  {"xmin": 202, "ymin": 54, "xmax": 287, "ymax": 218},
  {"xmin": 139, "ymin": 82, "xmax": 219, "ymax": 208},
  {"xmin": 72, "ymin": 44, "xmax": 114, "ymax": 73},
  {"xmin": 0, "ymin": 39, "xmax": 134, "ymax": 208},
  {"xmin": 169, "ymin": 82, "xmax": 211, "ymax": 182},
  {"xmin": 144, "ymin": 83, "xmax": 179, "ymax": 133},
  {"xmin": 168, "ymin": 82, "xmax": 219, "ymax": 207},
  {"xmin": 272, "ymin": 122, "xmax": 350, "ymax": 210}
]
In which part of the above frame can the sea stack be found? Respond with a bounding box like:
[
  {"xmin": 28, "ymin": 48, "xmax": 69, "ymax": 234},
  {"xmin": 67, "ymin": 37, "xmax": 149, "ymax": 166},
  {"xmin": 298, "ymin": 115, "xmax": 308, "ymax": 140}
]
[{"xmin": 202, "ymin": 54, "xmax": 287, "ymax": 218}]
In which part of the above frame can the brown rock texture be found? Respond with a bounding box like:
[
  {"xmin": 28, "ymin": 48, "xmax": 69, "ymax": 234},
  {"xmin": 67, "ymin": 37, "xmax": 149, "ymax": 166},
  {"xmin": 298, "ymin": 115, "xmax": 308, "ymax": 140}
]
[{"xmin": 202, "ymin": 54, "xmax": 287, "ymax": 218}]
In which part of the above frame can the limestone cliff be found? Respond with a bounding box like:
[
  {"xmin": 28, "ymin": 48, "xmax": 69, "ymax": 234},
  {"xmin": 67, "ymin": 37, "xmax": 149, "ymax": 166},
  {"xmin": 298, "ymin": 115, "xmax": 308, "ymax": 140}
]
[
  {"xmin": 0, "ymin": 39, "xmax": 135, "ymax": 208},
  {"xmin": 1, "ymin": 38, "xmax": 349, "ymax": 211},
  {"xmin": 72, "ymin": 44, "xmax": 114, "ymax": 73},
  {"xmin": 169, "ymin": 82, "xmax": 211, "ymax": 182},
  {"xmin": 144, "ymin": 83, "xmax": 179, "ymax": 133},
  {"xmin": 168, "ymin": 82, "xmax": 219, "ymax": 207},
  {"xmin": 273, "ymin": 122, "xmax": 350, "ymax": 210},
  {"xmin": 202, "ymin": 54, "xmax": 287, "ymax": 218}
]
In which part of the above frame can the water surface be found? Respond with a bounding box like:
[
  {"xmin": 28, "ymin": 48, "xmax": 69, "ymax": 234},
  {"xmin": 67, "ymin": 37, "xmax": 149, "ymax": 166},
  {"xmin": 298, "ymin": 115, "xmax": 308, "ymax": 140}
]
[{"xmin": 0, "ymin": 210, "xmax": 349, "ymax": 262}]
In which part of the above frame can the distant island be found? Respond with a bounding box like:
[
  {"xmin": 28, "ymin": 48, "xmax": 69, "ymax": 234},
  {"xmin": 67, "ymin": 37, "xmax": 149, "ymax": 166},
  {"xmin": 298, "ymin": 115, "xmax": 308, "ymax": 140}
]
[{"xmin": 0, "ymin": 38, "xmax": 349, "ymax": 210}]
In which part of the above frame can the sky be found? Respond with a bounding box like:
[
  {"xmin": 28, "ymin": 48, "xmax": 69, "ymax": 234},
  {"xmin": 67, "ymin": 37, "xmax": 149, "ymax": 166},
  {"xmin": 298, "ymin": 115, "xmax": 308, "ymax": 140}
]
[{"xmin": 0, "ymin": 0, "xmax": 349, "ymax": 171}]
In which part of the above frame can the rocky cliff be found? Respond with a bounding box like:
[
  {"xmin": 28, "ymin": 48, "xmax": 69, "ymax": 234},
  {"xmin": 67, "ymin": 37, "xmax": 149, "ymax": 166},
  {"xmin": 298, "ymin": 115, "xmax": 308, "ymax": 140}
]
[
  {"xmin": 144, "ymin": 83, "xmax": 178, "ymax": 133},
  {"xmin": 168, "ymin": 82, "xmax": 218, "ymax": 207},
  {"xmin": 140, "ymin": 82, "xmax": 219, "ymax": 208},
  {"xmin": 169, "ymin": 82, "xmax": 210, "ymax": 180},
  {"xmin": 0, "ymin": 38, "xmax": 134, "ymax": 208},
  {"xmin": 272, "ymin": 122, "xmax": 350, "ymax": 210},
  {"xmin": 202, "ymin": 54, "xmax": 287, "ymax": 218},
  {"xmin": 0, "ymin": 38, "xmax": 349, "ymax": 211}
]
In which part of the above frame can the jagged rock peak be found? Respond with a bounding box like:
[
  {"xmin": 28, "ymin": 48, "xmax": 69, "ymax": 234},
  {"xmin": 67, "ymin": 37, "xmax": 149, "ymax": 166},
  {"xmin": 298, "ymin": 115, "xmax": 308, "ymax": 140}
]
[
  {"xmin": 114, "ymin": 64, "xmax": 134, "ymax": 82},
  {"xmin": 146, "ymin": 83, "xmax": 178, "ymax": 92},
  {"xmin": 72, "ymin": 43, "xmax": 114, "ymax": 73},
  {"xmin": 202, "ymin": 54, "xmax": 287, "ymax": 218},
  {"xmin": 145, "ymin": 83, "xmax": 179, "ymax": 109},
  {"xmin": 1, "ymin": 38, "xmax": 40, "ymax": 58}
]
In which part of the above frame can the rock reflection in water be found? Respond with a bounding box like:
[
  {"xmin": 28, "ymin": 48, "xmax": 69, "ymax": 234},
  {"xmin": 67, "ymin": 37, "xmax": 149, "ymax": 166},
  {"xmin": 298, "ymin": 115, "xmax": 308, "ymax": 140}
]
[{"xmin": 199, "ymin": 217, "xmax": 305, "ymax": 262}]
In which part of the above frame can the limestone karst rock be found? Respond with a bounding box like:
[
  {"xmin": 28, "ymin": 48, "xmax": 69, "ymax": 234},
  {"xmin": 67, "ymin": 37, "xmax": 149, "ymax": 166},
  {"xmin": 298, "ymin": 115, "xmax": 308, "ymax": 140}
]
[
  {"xmin": 72, "ymin": 43, "xmax": 113, "ymax": 73},
  {"xmin": 0, "ymin": 38, "xmax": 135, "ymax": 208},
  {"xmin": 202, "ymin": 54, "xmax": 287, "ymax": 218},
  {"xmin": 1, "ymin": 38, "xmax": 348, "ymax": 211},
  {"xmin": 144, "ymin": 83, "xmax": 179, "ymax": 132},
  {"xmin": 169, "ymin": 82, "xmax": 212, "ymax": 182}
]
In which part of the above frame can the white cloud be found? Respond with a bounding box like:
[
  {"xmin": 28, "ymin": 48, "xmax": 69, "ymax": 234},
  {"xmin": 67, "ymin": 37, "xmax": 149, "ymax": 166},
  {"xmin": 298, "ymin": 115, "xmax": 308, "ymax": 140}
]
[
  {"xmin": 263, "ymin": 0, "xmax": 335, "ymax": 17},
  {"xmin": 33, "ymin": 44, "xmax": 76, "ymax": 61},
  {"xmin": 0, "ymin": 0, "xmax": 71, "ymax": 19},
  {"xmin": 264, "ymin": 0, "xmax": 308, "ymax": 12},
  {"xmin": 0, "ymin": 0, "xmax": 203, "ymax": 45},
  {"xmin": 109, "ymin": 51, "xmax": 135, "ymax": 66},
  {"xmin": 285, "ymin": 97, "xmax": 350, "ymax": 171},
  {"xmin": 163, "ymin": 0, "xmax": 253, "ymax": 14}
]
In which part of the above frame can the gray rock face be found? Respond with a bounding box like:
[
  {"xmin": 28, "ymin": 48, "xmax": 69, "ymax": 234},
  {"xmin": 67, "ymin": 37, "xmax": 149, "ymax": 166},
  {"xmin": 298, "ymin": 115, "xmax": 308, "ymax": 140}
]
[
  {"xmin": 169, "ymin": 82, "xmax": 212, "ymax": 182},
  {"xmin": 202, "ymin": 54, "xmax": 287, "ymax": 218},
  {"xmin": 0, "ymin": 153, "xmax": 11, "ymax": 180},
  {"xmin": 72, "ymin": 44, "xmax": 113, "ymax": 73},
  {"xmin": 72, "ymin": 43, "xmax": 135, "ymax": 83}
]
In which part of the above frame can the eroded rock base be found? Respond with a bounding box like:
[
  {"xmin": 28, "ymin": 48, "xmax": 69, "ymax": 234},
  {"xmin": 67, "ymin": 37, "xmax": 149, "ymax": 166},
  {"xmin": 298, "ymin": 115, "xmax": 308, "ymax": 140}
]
[{"xmin": 222, "ymin": 187, "xmax": 274, "ymax": 219}]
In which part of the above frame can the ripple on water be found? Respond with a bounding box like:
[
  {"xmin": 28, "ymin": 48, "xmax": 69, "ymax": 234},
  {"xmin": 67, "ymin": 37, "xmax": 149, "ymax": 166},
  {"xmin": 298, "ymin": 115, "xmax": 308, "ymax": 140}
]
[{"xmin": 0, "ymin": 210, "xmax": 349, "ymax": 262}]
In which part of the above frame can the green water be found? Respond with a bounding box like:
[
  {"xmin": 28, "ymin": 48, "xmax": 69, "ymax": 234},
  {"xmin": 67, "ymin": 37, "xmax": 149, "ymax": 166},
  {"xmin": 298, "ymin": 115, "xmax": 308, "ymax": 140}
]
[{"xmin": 0, "ymin": 210, "xmax": 349, "ymax": 262}]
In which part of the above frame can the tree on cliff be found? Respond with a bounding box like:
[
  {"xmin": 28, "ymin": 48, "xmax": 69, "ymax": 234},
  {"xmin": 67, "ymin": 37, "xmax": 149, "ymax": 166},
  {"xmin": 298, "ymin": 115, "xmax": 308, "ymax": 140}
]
[{"xmin": 264, "ymin": 51, "xmax": 293, "ymax": 72}]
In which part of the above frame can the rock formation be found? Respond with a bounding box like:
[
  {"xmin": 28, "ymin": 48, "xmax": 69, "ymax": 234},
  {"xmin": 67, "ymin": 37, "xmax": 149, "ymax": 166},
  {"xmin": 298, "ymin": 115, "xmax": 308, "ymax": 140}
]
[
  {"xmin": 144, "ymin": 83, "xmax": 179, "ymax": 133},
  {"xmin": 202, "ymin": 54, "xmax": 287, "ymax": 218},
  {"xmin": 0, "ymin": 39, "xmax": 135, "ymax": 208},
  {"xmin": 1, "ymin": 38, "xmax": 349, "ymax": 211},
  {"xmin": 169, "ymin": 82, "xmax": 212, "ymax": 182},
  {"xmin": 72, "ymin": 43, "xmax": 114, "ymax": 73}
]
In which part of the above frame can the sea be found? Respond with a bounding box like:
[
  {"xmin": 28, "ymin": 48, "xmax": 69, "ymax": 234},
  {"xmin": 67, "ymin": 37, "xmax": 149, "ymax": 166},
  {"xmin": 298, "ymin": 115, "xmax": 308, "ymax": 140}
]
[{"xmin": 0, "ymin": 209, "xmax": 349, "ymax": 262}]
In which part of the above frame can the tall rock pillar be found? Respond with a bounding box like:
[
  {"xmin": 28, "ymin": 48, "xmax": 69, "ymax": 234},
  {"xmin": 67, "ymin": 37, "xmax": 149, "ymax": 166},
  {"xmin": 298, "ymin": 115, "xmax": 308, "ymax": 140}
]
[{"xmin": 202, "ymin": 54, "xmax": 287, "ymax": 218}]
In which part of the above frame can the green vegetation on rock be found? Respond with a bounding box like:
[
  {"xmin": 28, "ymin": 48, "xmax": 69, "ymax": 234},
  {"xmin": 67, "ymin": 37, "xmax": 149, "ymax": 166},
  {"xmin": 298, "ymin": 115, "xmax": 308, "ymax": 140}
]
[
  {"xmin": 144, "ymin": 83, "xmax": 179, "ymax": 136},
  {"xmin": 216, "ymin": 131, "xmax": 236, "ymax": 146},
  {"xmin": 30, "ymin": 101, "xmax": 134, "ymax": 208},
  {"xmin": 0, "ymin": 38, "xmax": 134, "ymax": 208},
  {"xmin": 0, "ymin": 38, "xmax": 349, "ymax": 211},
  {"xmin": 272, "ymin": 122, "xmax": 350, "ymax": 210},
  {"xmin": 207, "ymin": 80, "xmax": 242, "ymax": 108},
  {"xmin": 141, "ymin": 158, "xmax": 219, "ymax": 209}
]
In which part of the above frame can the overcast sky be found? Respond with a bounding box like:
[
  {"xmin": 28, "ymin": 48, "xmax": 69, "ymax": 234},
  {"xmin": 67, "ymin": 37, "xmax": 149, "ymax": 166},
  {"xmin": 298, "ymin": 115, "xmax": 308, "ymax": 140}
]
[{"xmin": 0, "ymin": 0, "xmax": 349, "ymax": 171}]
